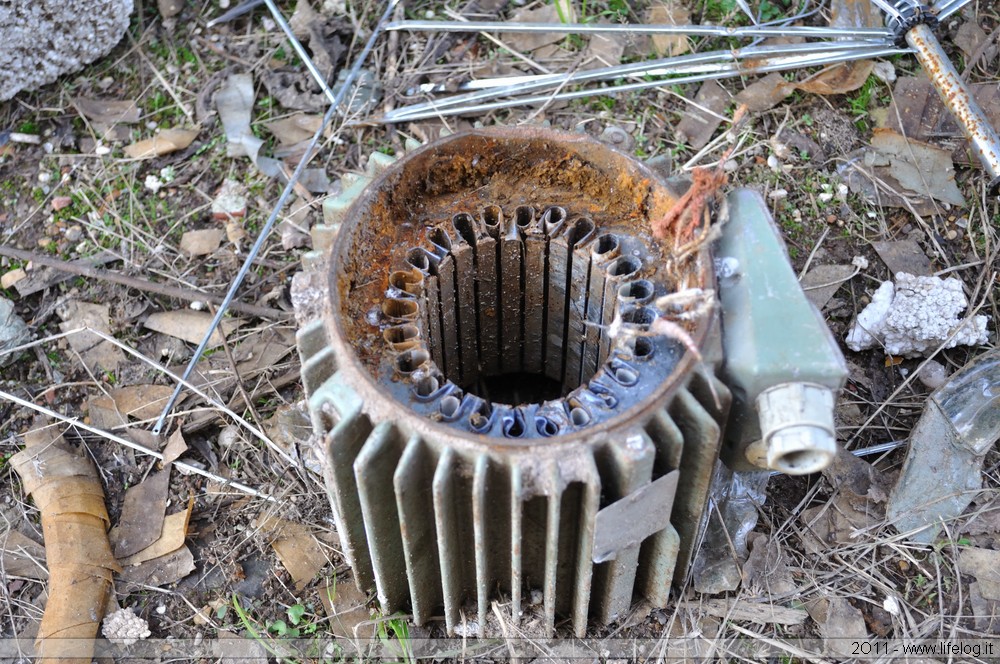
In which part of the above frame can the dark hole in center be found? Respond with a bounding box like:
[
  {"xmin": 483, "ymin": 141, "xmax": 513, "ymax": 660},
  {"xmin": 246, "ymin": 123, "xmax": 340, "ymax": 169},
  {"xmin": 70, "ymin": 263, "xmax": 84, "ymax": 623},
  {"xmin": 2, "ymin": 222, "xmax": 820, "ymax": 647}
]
[{"xmin": 474, "ymin": 372, "xmax": 563, "ymax": 405}]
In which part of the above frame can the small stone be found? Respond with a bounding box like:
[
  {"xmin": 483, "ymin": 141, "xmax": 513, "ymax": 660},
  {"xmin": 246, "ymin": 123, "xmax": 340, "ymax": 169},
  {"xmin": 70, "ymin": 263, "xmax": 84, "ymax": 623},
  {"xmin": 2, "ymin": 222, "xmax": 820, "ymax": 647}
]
[
  {"xmin": 768, "ymin": 188, "xmax": 788, "ymax": 200},
  {"xmin": 946, "ymin": 229, "xmax": 958, "ymax": 240},
  {"xmin": 723, "ymin": 159, "xmax": 739, "ymax": 172},
  {"xmin": 917, "ymin": 360, "xmax": 949, "ymax": 389},
  {"xmin": 818, "ymin": 192, "xmax": 834, "ymax": 203},
  {"xmin": 95, "ymin": 144, "xmax": 111, "ymax": 156},
  {"xmin": 51, "ymin": 196, "xmax": 73, "ymax": 211},
  {"xmin": 156, "ymin": 605, "xmax": 167, "ymax": 615},
  {"xmin": 65, "ymin": 225, "xmax": 83, "ymax": 242},
  {"xmin": 145, "ymin": 174, "xmax": 163, "ymax": 193},
  {"xmin": 873, "ymin": 61, "xmax": 896, "ymax": 84},
  {"xmin": 37, "ymin": 171, "xmax": 52, "ymax": 184},
  {"xmin": 1, "ymin": 268, "xmax": 27, "ymax": 290},
  {"xmin": 766, "ymin": 154, "xmax": 780, "ymax": 171},
  {"xmin": 211, "ymin": 179, "xmax": 247, "ymax": 220},
  {"xmin": 826, "ymin": 214, "xmax": 838, "ymax": 224}
]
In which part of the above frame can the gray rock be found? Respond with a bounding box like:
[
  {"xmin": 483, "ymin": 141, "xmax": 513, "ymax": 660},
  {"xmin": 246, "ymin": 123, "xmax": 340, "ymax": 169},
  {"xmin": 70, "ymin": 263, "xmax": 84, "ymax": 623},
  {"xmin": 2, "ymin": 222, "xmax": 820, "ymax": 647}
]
[{"xmin": 0, "ymin": 1, "xmax": 134, "ymax": 101}]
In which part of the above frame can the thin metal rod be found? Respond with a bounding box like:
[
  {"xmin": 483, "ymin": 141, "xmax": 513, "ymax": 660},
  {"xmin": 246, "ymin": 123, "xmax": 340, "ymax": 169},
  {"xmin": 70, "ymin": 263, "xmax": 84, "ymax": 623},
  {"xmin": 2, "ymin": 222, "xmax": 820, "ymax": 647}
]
[
  {"xmin": 381, "ymin": 45, "xmax": 904, "ymax": 123},
  {"xmin": 0, "ymin": 388, "xmax": 275, "ymax": 501},
  {"xmin": 264, "ymin": 0, "xmax": 338, "ymax": 104},
  {"xmin": 385, "ymin": 19, "xmax": 894, "ymax": 39},
  {"xmin": 906, "ymin": 23, "xmax": 1000, "ymax": 189},
  {"xmin": 403, "ymin": 39, "xmax": 896, "ymax": 97},
  {"xmin": 384, "ymin": 40, "xmax": 902, "ymax": 122},
  {"xmin": 151, "ymin": 0, "xmax": 400, "ymax": 435},
  {"xmin": 930, "ymin": 0, "xmax": 974, "ymax": 21},
  {"xmin": 867, "ymin": 0, "xmax": 904, "ymax": 19}
]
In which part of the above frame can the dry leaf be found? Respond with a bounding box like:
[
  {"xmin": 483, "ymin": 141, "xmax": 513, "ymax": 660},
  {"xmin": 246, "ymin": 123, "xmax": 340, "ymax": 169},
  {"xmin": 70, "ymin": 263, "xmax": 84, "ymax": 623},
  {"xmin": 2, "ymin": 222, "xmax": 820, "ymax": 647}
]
[
  {"xmin": 10, "ymin": 419, "xmax": 121, "ymax": 662},
  {"xmin": 960, "ymin": 548, "xmax": 1000, "ymax": 600},
  {"xmin": 808, "ymin": 597, "xmax": 870, "ymax": 657},
  {"xmin": 73, "ymin": 98, "xmax": 141, "ymax": 125},
  {"xmin": 109, "ymin": 470, "xmax": 170, "ymax": 558},
  {"xmin": 109, "ymin": 385, "xmax": 175, "ymax": 421},
  {"xmin": 871, "ymin": 239, "xmax": 933, "ymax": 278},
  {"xmin": 1, "ymin": 530, "xmax": 48, "ymax": 580},
  {"xmin": 797, "ymin": 60, "xmax": 874, "ymax": 96},
  {"xmin": 255, "ymin": 513, "xmax": 327, "ymax": 590},
  {"xmin": 870, "ymin": 128, "xmax": 965, "ymax": 207},
  {"xmin": 57, "ymin": 300, "xmax": 124, "ymax": 373},
  {"xmin": 162, "ymin": 429, "xmax": 188, "ymax": 465},
  {"xmin": 124, "ymin": 128, "xmax": 200, "ymax": 159},
  {"xmin": 801, "ymin": 264, "xmax": 856, "ymax": 310},
  {"xmin": 266, "ymin": 113, "xmax": 324, "ymax": 146},
  {"xmin": 675, "ymin": 80, "xmax": 730, "ymax": 149},
  {"xmin": 648, "ymin": 1, "xmax": 691, "ymax": 57},
  {"xmin": 118, "ymin": 545, "xmax": 196, "ymax": 588},
  {"xmin": 319, "ymin": 576, "xmax": 374, "ymax": 642},
  {"xmin": 144, "ymin": 309, "xmax": 243, "ymax": 346},
  {"xmin": 734, "ymin": 72, "xmax": 796, "ymax": 112},
  {"xmin": 121, "ymin": 499, "xmax": 193, "ymax": 567},
  {"xmin": 179, "ymin": 229, "xmax": 224, "ymax": 256},
  {"xmin": 1, "ymin": 267, "xmax": 27, "ymax": 290},
  {"xmin": 500, "ymin": 4, "xmax": 565, "ymax": 53}
]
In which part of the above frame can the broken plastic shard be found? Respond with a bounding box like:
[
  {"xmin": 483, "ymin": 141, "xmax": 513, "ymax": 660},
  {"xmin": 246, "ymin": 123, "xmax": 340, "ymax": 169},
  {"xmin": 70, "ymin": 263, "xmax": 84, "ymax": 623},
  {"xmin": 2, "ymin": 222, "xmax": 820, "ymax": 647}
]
[{"xmin": 887, "ymin": 349, "xmax": 1000, "ymax": 543}]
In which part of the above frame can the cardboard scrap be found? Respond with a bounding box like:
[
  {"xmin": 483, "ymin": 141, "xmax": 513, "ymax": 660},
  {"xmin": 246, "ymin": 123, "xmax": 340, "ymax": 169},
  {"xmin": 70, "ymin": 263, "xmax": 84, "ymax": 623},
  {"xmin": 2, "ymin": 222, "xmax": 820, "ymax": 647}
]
[
  {"xmin": 10, "ymin": 419, "xmax": 121, "ymax": 662},
  {"xmin": 871, "ymin": 239, "xmax": 933, "ymax": 278},
  {"xmin": 118, "ymin": 545, "xmax": 196, "ymax": 588},
  {"xmin": 162, "ymin": 429, "xmax": 189, "ymax": 465},
  {"xmin": 255, "ymin": 513, "xmax": 327, "ymax": 590},
  {"xmin": 808, "ymin": 597, "xmax": 870, "ymax": 657},
  {"xmin": 801, "ymin": 264, "xmax": 856, "ymax": 310},
  {"xmin": 319, "ymin": 576, "xmax": 374, "ymax": 641},
  {"xmin": 180, "ymin": 229, "xmax": 224, "ymax": 256},
  {"xmin": 675, "ymin": 80, "xmax": 730, "ymax": 150}
]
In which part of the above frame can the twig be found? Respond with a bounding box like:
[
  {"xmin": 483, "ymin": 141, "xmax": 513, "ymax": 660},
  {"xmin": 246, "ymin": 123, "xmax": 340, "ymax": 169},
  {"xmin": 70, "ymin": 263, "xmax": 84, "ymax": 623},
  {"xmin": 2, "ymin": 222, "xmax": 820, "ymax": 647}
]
[
  {"xmin": 183, "ymin": 369, "xmax": 300, "ymax": 434},
  {"xmin": 0, "ymin": 245, "xmax": 290, "ymax": 320}
]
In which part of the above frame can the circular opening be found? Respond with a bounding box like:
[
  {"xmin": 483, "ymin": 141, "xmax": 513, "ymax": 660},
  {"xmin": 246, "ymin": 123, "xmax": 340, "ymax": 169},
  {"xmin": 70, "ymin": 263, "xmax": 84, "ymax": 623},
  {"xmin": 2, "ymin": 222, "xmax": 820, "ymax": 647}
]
[
  {"xmin": 384, "ymin": 324, "xmax": 420, "ymax": 345},
  {"xmin": 482, "ymin": 205, "xmax": 502, "ymax": 232},
  {"xmin": 440, "ymin": 395, "xmax": 462, "ymax": 419},
  {"xmin": 594, "ymin": 233, "xmax": 619, "ymax": 256},
  {"xmin": 415, "ymin": 375, "xmax": 441, "ymax": 398},
  {"xmin": 620, "ymin": 305, "xmax": 657, "ymax": 326},
  {"xmin": 383, "ymin": 298, "xmax": 419, "ymax": 320},
  {"xmin": 610, "ymin": 256, "xmax": 641, "ymax": 277},
  {"xmin": 406, "ymin": 248, "xmax": 431, "ymax": 272},
  {"xmin": 773, "ymin": 449, "xmax": 829, "ymax": 475},
  {"xmin": 396, "ymin": 349, "xmax": 429, "ymax": 374},
  {"xmin": 515, "ymin": 205, "xmax": 534, "ymax": 228},
  {"xmin": 570, "ymin": 407, "xmax": 591, "ymax": 426},
  {"xmin": 619, "ymin": 279, "xmax": 654, "ymax": 302},
  {"xmin": 389, "ymin": 269, "xmax": 423, "ymax": 294},
  {"xmin": 632, "ymin": 337, "xmax": 654, "ymax": 359},
  {"xmin": 612, "ymin": 365, "xmax": 639, "ymax": 386}
]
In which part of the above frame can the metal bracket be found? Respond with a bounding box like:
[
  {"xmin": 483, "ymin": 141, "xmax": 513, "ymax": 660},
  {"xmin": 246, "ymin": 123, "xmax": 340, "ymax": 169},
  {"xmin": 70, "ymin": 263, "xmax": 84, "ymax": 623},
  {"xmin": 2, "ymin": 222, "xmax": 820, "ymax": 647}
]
[{"xmin": 592, "ymin": 470, "xmax": 680, "ymax": 563}]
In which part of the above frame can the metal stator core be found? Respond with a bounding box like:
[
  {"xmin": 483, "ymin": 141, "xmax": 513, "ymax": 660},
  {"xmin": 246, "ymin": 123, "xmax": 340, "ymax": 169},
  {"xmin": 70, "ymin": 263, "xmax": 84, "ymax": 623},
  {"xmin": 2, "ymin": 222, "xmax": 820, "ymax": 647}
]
[{"xmin": 296, "ymin": 127, "xmax": 731, "ymax": 637}]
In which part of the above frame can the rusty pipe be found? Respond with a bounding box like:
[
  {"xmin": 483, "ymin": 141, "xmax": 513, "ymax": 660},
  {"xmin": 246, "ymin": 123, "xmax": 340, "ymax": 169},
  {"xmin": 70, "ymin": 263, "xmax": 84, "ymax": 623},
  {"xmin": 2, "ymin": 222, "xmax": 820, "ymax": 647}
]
[{"xmin": 905, "ymin": 22, "xmax": 1000, "ymax": 192}]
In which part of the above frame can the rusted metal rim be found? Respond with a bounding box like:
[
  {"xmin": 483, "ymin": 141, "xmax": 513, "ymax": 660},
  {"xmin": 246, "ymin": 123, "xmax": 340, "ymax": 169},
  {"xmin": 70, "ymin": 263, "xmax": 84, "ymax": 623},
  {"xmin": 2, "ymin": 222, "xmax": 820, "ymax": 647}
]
[{"xmin": 324, "ymin": 127, "xmax": 714, "ymax": 448}]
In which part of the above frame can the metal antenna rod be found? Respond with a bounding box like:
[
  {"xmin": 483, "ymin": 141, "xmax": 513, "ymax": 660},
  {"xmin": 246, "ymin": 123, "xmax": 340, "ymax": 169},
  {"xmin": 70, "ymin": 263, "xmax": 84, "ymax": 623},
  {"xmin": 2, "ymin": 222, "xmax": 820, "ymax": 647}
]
[{"xmin": 151, "ymin": 0, "xmax": 400, "ymax": 435}]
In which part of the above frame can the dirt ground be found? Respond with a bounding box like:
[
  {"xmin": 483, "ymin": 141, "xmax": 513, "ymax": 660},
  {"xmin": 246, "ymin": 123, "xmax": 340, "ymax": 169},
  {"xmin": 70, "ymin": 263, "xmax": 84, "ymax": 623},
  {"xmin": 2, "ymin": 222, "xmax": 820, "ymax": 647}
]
[{"xmin": 1, "ymin": 0, "xmax": 999, "ymax": 661}]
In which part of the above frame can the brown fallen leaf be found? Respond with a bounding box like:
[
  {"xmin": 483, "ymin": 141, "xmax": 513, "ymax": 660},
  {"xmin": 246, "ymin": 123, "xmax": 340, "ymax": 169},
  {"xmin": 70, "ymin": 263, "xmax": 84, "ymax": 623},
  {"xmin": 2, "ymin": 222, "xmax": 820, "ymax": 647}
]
[
  {"xmin": 870, "ymin": 128, "xmax": 965, "ymax": 206},
  {"xmin": 1, "ymin": 530, "xmax": 48, "ymax": 580},
  {"xmin": 10, "ymin": 419, "xmax": 121, "ymax": 663},
  {"xmin": 73, "ymin": 98, "xmax": 141, "ymax": 125},
  {"xmin": 808, "ymin": 597, "xmax": 870, "ymax": 657},
  {"xmin": 57, "ymin": 300, "xmax": 124, "ymax": 375},
  {"xmin": 143, "ymin": 309, "xmax": 243, "ymax": 346},
  {"xmin": 266, "ymin": 113, "xmax": 324, "ymax": 146},
  {"xmin": 118, "ymin": 545, "xmax": 196, "ymax": 588},
  {"xmin": 675, "ymin": 80, "xmax": 730, "ymax": 149},
  {"xmin": 648, "ymin": 0, "xmax": 691, "ymax": 57},
  {"xmin": 124, "ymin": 128, "xmax": 200, "ymax": 159},
  {"xmin": 162, "ymin": 429, "xmax": 188, "ymax": 465},
  {"xmin": 109, "ymin": 384, "xmax": 175, "ymax": 421},
  {"xmin": 109, "ymin": 470, "xmax": 170, "ymax": 559},
  {"xmin": 319, "ymin": 575, "xmax": 374, "ymax": 642},
  {"xmin": 801, "ymin": 264, "xmax": 856, "ymax": 311},
  {"xmin": 959, "ymin": 548, "xmax": 1000, "ymax": 601},
  {"xmin": 179, "ymin": 228, "xmax": 224, "ymax": 256},
  {"xmin": 734, "ymin": 72, "xmax": 796, "ymax": 112},
  {"xmin": 121, "ymin": 499, "xmax": 194, "ymax": 567},
  {"xmin": 255, "ymin": 513, "xmax": 327, "ymax": 590},
  {"xmin": 797, "ymin": 60, "xmax": 874, "ymax": 96},
  {"xmin": 499, "ymin": 4, "xmax": 565, "ymax": 53},
  {"xmin": 871, "ymin": 239, "xmax": 933, "ymax": 278}
]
